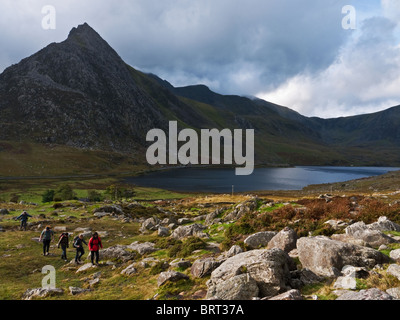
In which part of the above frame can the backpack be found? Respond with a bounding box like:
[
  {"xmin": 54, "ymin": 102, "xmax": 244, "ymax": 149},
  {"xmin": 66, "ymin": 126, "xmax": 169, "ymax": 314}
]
[
  {"xmin": 59, "ymin": 233, "xmax": 69, "ymax": 244},
  {"xmin": 73, "ymin": 236, "xmax": 79, "ymax": 248}
]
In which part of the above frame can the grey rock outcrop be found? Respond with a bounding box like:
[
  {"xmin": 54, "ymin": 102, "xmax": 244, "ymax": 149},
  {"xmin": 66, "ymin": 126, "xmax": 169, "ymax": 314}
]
[
  {"xmin": 100, "ymin": 245, "xmax": 136, "ymax": 262},
  {"xmin": 244, "ymin": 231, "xmax": 277, "ymax": 249},
  {"xmin": 226, "ymin": 245, "xmax": 243, "ymax": 258},
  {"xmin": 207, "ymin": 248, "xmax": 295, "ymax": 299},
  {"xmin": 206, "ymin": 274, "xmax": 259, "ymax": 300},
  {"xmin": 368, "ymin": 216, "xmax": 400, "ymax": 232},
  {"xmin": 128, "ymin": 241, "xmax": 159, "ymax": 255},
  {"xmin": 267, "ymin": 227, "xmax": 297, "ymax": 253},
  {"xmin": 390, "ymin": 249, "xmax": 400, "ymax": 261},
  {"xmin": 387, "ymin": 264, "xmax": 400, "ymax": 280},
  {"xmin": 22, "ymin": 288, "xmax": 64, "ymax": 300},
  {"xmin": 120, "ymin": 263, "xmax": 137, "ymax": 276},
  {"xmin": 336, "ymin": 288, "xmax": 393, "ymax": 300},
  {"xmin": 140, "ymin": 217, "xmax": 160, "ymax": 232},
  {"xmin": 191, "ymin": 258, "xmax": 223, "ymax": 278},
  {"xmin": 345, "ymin": 221, "xmax": 396, "ymax": 247},
  {"xmin": 171, "ymin": 224, "xmax": 209, "ymax": 240},
  {"xmin": 0, "ymin": 209, "xmax": 10, "ymax": 215},
  {"xmin": 69, "ymin": 287, "xmax": 90, "ymax": 295},
  {"xmin": 268, "ymin": 289, "xmax": 304, "ymax": 300},
  {"xmin": 157, "ymin": 271, "xmax": 189, "ymax": 287},
  {"xmin": 297, "ymin": 236, "xmax": 390, "ymax": 277},
  {"xmin": 223, "ymin": 198, "xmax": 258, "ymax": 222}
]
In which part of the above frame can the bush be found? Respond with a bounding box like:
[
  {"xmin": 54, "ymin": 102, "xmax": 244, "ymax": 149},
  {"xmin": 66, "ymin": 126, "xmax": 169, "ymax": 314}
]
[
  {"xmin": 87, "ymin": 190, "xmax": 103, "ymax": 202},
  {"xmin": 53, "ymin": 184, "xmax": 76, "ymax": 201},
  {"xmin": 42, "ymin": 190, "xmax": 55, "ymax": 203},
  {"xmin": 167, "ymin": 237, "xmax": 207, "ymax": 258}
]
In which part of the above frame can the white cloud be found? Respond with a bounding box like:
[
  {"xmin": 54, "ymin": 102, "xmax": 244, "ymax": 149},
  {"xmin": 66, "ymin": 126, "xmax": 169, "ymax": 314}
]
[{"xmin": 258, "ymin": 14, "xmax": 400, "ymax": 118}]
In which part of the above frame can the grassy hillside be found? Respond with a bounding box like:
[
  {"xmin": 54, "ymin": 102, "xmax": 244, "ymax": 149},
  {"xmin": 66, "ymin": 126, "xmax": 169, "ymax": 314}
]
[{"xmin": 2, "ymin": 174, "xmax": 400, "ymax": 300}]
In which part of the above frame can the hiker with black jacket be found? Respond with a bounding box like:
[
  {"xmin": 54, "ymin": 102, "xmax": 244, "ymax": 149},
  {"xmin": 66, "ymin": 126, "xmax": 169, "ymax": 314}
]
[
  {"xmin": 73, "ymin": 234, "xmax": 87, "ymax": 264},
  {"xmin": 57, "ymin": 232, "xmax": 69, "ymax": 262}
]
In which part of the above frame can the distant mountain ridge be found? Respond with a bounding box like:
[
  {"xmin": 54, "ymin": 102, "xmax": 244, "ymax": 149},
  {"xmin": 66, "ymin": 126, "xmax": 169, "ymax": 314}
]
[{"xmin": 1, "ymin": 22, "xmax": 400, "ymax": 175}]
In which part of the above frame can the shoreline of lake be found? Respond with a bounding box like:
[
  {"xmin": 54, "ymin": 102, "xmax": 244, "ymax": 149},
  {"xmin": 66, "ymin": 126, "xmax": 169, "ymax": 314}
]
[{"xmin": 124, "ymin": 166, "xmax": 400, "ymax": 193}]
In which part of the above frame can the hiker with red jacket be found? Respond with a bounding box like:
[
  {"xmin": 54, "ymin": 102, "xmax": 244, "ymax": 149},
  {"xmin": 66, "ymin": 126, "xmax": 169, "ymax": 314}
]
[{"xmin": 88, "ymin": 232, "xmax": 103, "ymax": 265}]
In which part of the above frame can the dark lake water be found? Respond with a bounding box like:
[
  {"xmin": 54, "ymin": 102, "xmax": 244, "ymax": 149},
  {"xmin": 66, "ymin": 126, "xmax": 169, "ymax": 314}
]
[{"xmin": 124, "ymin": 166, "xmax": 400, "ymax": 193}]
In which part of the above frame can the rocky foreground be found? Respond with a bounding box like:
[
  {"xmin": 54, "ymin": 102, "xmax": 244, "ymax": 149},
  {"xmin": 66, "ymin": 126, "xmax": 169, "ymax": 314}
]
[{"xmin": 2, "ymin": 194, "xmax": 400, "ymax": 300}]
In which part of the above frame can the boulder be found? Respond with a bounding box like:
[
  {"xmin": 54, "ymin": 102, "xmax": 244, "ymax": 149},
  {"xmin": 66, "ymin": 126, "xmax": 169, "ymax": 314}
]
[
  {"xmin": 191, "ymin": 258, "xmax": 223, "ymax": 278},
  {"xmin": 341, "ymin": 265, "xmax": 369, "ymax": 279},
  {"xmin": 178, "ymin": 218, "xmax": 192, "ymax": 225},
  {"xmin": 160, "ymin": 217, "xmax": 177, "ymax": 226},
  {"xmin": 297, "ymin": 236, "xmax": 390, "ymax": 277},
  {"xmin": 267, "ymin": 227, "xmax": 297, "ymax": 253},
  {"xmin": 93, "ymin": 205, "xmax": 124, "ymax": 215},
  {"xmin": 390, "ymin": 249, "xmax": 400, "ymax": 261},
  {"xmin": 128, "ymin": 242, "xmax": 159, "ymax": 255},
  {"xmin": 206, "ymin": 274, "xmax": 259, "ymax": 300},
  {"xmin": 0, "ymin": 209, "xmax": 10, "ymax": 215},
  {"xmin": 158, "ymin": 227, "xmax": 169, "ymax": 237},
  {"xmin": 223, "ymin": 198, "xmax": 258, "ymax": 222},
  {"xmin": 345, "ymin": 221, "xmax": 396, "ymax": 248},
  {"xmin": 226, "ymin": 245, "xmax": 243, "ymax": 258},
  {"xmin": 140, "ymin": 217, "xmax": 160, "ymax": 232},
  {"xmin": 386, "ymin": 287, "xmax": 400, "ymax": 299},
  {"xmin": 324, "ymin": 220, "xmax": 348, "ymax": 230},
  {"xmin": 76, "ymin": 263, "xmax": 94, "ymax": 273},
  {"xmin": 120, "ymin": 263, "xmax": 137, "ymax": 276},
  {"xmin": 289, "ymin": 269, "xmax": 324, "ymax": 289},
  {"xmin": 157, "ymin": 271, "xmax": 189, "ymax": 287},
  {"xmin": 22, "ymin": 288, "xmax": 64, "ymax": 300},
  {"xmin": 268, "ymin": 289, "xmax": 304, "ymax": 300},
  {"xmin": 336, "ymin": 288, "xmax": 393, "ymax": 300},
  {"xmin": 93, "ymin": 212, "xmax": 111, "ymax": 218},
  {"xmin": 170, "ymin": 258, "xmax": 192, "ymax": 270},
  {"xmin": 69, "ymin": 287, "xmax": 90, "ymax": 295},
  {"xmin": 171, "ymin": 224, "xmax": 209, "ymax": 240},
  {"xmin": 333, "ymin": 276, "xmax": 357, "ymax": 290},
  {"xmin": 387, "ymin": 264, "xmax": 400, "ymax": 280},
  {"xmin": 368, "ymin": 216, "xmax": 400, "ymax": 232},
  {"xmin": 244, "ymin": 231, "xmax": 277, "ymax": 249},
  {"xmin": 205, "ymin": 208, "xmax": 224, "ymax": 225},
  {"xmin": 331, "ymin": 234, "xmax": 368, "ymax": 247},
  {"xmin": 207, "ymin": 248, "xmax": 295, "ymax": 299},
  {"xmin": 100, "ymin": 245, "xmax": 136, "ymax": 262}
]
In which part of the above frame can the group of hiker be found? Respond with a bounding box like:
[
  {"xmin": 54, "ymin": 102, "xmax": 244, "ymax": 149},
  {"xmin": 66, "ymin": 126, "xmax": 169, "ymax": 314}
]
[{"xmin": 17, "ymin": 210, "xmax": 103, "ymax": 265}]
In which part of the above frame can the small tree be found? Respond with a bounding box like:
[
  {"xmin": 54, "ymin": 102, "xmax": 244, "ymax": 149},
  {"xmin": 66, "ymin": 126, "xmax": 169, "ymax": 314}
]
[
  {"xmin": 87, "ymin": 190, "xmax": 103, "ymax": 202},
  {"xmin": 42, "ymin": 189, "xmax": 55, "ymax": 203},
  {"xmin": 53, "ymin": 184, "xmax": 76, "ymax": 201},
  {"xmin": 104, "ymin": 184, "xmax": 135, "ymax": 201}
]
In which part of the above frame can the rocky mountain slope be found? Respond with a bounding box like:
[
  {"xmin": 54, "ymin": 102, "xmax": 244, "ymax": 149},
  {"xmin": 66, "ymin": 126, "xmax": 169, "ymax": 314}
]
[{"xmin": 1, "ymin": 22, "xmax": 400, "ymax": 176}]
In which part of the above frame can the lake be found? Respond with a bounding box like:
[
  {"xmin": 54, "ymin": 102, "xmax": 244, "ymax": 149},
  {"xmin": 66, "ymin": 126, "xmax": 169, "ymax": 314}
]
[{"xmin": 124, "ymin": 166, "xmax": 400, "ymax": 193}]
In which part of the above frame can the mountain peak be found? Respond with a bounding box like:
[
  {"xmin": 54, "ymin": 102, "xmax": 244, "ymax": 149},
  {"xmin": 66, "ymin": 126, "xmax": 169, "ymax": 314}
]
[
  {"xmin": 68, "ymin": 22, "xmax": 96, "ymax": 37},
  {"xmin": 66, "ymin": 22, "xmax": 107, "ymax": 50}
]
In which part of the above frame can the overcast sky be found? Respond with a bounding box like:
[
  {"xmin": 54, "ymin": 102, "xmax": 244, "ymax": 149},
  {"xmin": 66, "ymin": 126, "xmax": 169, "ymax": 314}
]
[{"xmin": 0, "ymin": 0, "xmax": 399, "ymax": 118}]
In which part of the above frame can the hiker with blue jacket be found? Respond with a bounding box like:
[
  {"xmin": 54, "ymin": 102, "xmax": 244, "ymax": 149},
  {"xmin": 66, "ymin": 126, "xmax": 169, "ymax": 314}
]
[
  {"xmin": 39, "ymin": 226, "xmax": 54, "ymax": 256},
  {"xmin": 16, "ymin": 211, "xmax": 32, "ymax": 231}
]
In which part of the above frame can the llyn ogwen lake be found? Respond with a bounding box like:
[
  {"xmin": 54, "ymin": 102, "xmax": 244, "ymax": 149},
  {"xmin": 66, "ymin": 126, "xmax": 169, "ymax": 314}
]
[{"xmin": 125, "ymin": 166, "xmax": 400, "ymax": 193}]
